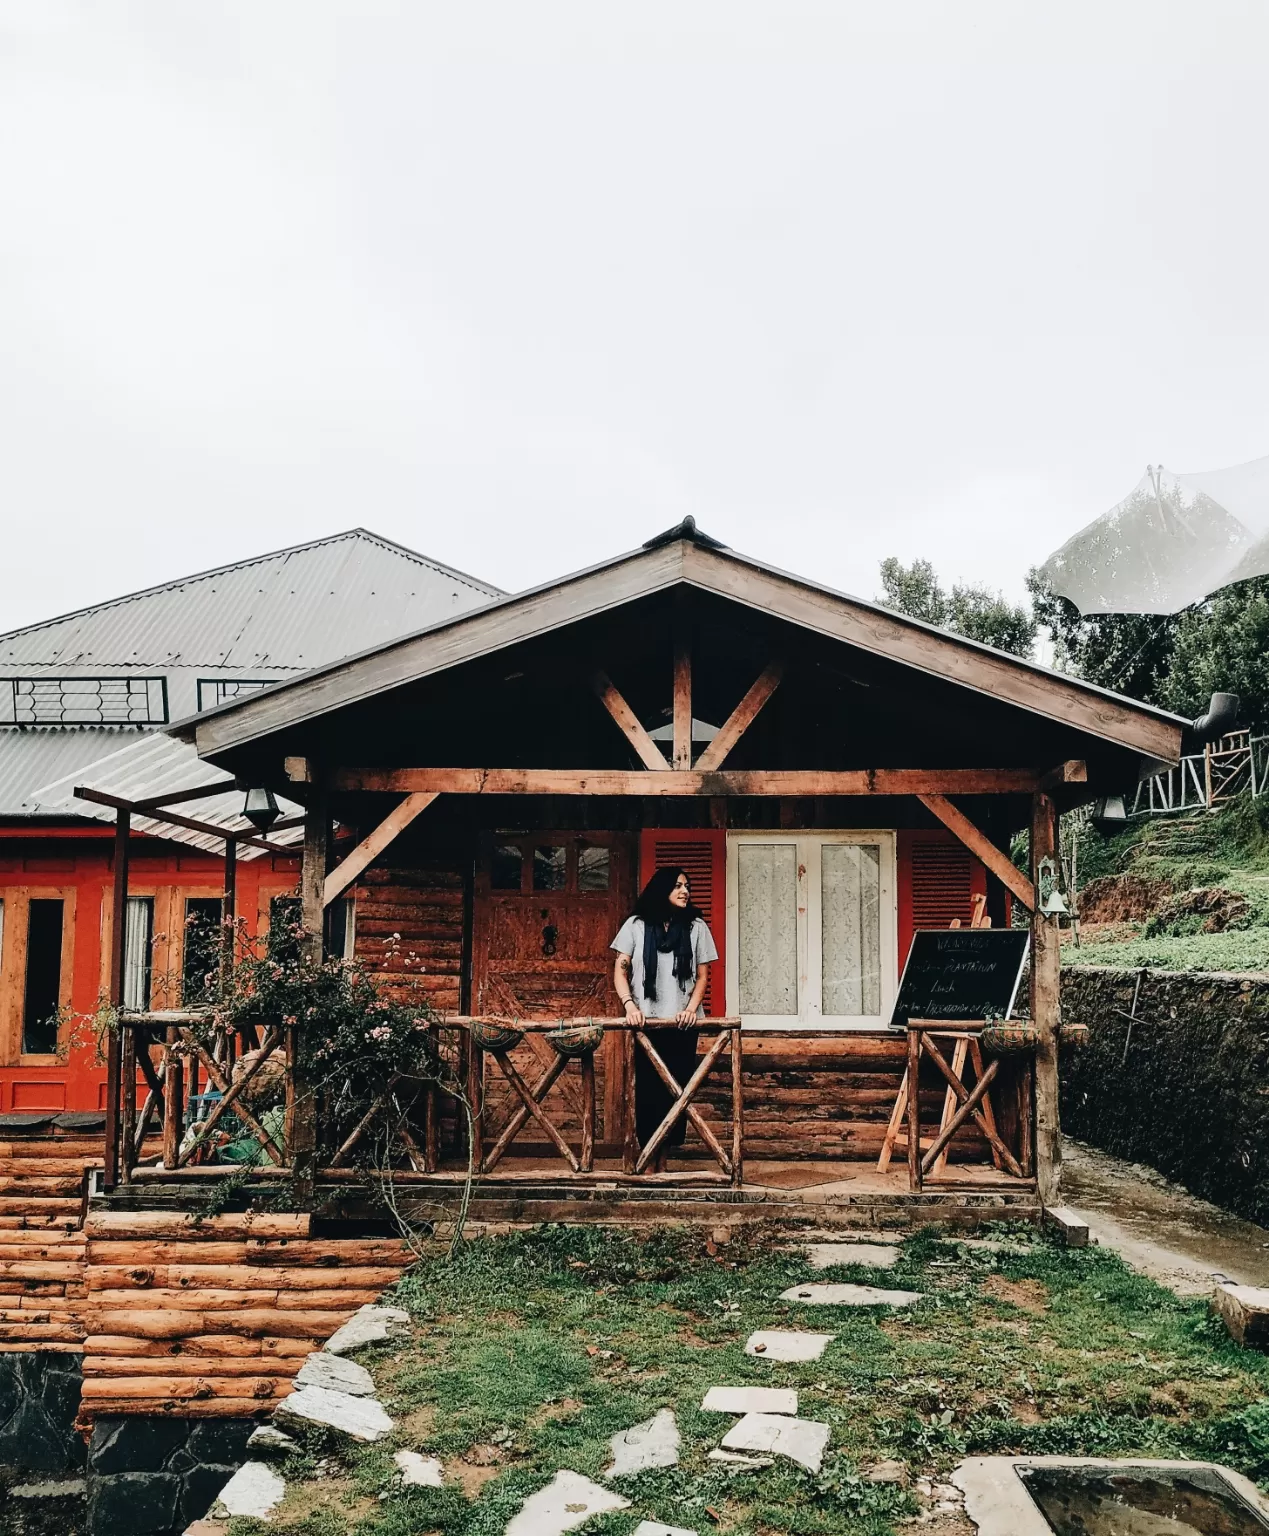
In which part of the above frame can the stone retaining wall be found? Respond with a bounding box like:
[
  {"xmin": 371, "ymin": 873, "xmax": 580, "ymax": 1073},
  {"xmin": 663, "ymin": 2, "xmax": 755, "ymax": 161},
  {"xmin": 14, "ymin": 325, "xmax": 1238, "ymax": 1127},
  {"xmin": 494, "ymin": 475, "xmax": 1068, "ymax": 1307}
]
[{"xmin": 1060, "ymin": 965, "xmax": 1269, "ymax": 1224}]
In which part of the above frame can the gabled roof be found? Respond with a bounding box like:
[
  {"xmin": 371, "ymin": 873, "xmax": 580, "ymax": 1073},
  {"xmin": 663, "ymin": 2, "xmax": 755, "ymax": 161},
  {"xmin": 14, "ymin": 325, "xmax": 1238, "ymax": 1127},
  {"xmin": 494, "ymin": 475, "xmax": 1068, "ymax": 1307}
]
[
  {"xmin": 180, "ymin": 521, "xmax": 1186, "ymax": 764},
  {"xmin": 0, "ymin": 528, "xmax": 501, "ymax": 671}
]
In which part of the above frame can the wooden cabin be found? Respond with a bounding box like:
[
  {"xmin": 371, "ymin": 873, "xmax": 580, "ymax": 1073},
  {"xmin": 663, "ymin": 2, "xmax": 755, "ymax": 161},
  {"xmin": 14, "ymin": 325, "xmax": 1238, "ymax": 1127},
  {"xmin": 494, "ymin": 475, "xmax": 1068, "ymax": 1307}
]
[{"xmin": 94, "ymin": 519, "xmax": 1185, "ymax": 1217}]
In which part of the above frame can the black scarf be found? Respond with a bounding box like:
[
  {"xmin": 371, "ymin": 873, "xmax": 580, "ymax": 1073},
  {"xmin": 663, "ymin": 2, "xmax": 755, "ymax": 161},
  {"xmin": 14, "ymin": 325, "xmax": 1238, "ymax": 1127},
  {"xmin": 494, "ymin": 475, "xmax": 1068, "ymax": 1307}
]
[{"xmin": 641, "ymin": 911, "xmax": 698, "ymax": 1002}]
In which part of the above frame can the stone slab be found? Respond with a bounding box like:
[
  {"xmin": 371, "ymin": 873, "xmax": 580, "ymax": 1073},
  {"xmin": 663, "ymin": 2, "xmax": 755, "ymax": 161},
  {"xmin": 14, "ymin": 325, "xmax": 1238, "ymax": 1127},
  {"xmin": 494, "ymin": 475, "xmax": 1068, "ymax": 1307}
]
[
  {"xmin": 606, "ymin": 1408, "xmax": 680, "ymax": 1476},
  {"xmin": 276, "ymin": 1384, "xmax": 394, "ymax": 1441},
  {"xmin": 395, "ymin": 1449, "xmax": 444, "ymax": 1486},
  {"xmin": 1213, "ymin": 1282, "xmax": 1269, "ymax": 1348},
  {"xmin": 745, "ymin": 1330, "xmax": 835, "ymax": 1362},
  {"xmin": 247, "ymin": 1425, "xmax": 297, "ymax": 1452},
  {"xmin": 781, "ymin": 1283, "xmax": 924, "ymax": 1307},
  {"xmin": 701, "ymin": 1386, "xmax": 798, "ymax": 1416},
  {"xmin": 323, "ymin": 1304, "xmax": 410, "ymax": 1355},
  {"xmin": 806, "ymin": 1242, "xmax": 899, "ymax": 1270},
  {"xmin": 11, "ymin": 1479, "xmax": 87, "ymax": 1497},
  {"xmin": 1042, "ymin": 1206, "xmax": 1090, "ymax": 1248},
  {"xmin": 297, "ymin": 1350, "xmax": 376, "ymax": 1396},
  {"xmin": 633, "ymin": 1524, "xmax": 697, "ymax": 1536},
  {"xmin": 720, "ymin": 1412, "xmax": 831, "ymax": 1473},
  {"xmin": 213, "ymin": 1461, "xmax": 286, "ymax": 1520},
  {"xmin": 505, "ymin": 1469, "xmax": 630, "ymax": 1536}
]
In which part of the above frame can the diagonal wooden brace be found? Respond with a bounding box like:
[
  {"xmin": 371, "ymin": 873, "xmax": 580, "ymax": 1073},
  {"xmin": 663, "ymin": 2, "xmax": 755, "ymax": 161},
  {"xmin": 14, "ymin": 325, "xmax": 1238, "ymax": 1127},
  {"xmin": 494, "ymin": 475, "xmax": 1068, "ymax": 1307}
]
[
  {"xmin": 920, "ymin": 1057, "xmax": 1003, "ymax": 1175},
  {"xmin": 634, "ymin": 1029, "xmax": 732, "ymax": 1174},
  {"xmin": 184, "ymin": 1035, "xmax": 285, "ymax": 1165},
  {"xmin": 921, "ymin": 1034, "xmax": 1021, "ymax": 1176},
  {"xmin": 482, "ymin": 1052, "xmax": 570, "ymax": 1173},
  {"xmin": 176, "ymin": 1027, "xmax": 282, "ymax": 1166},
  {"xmin": 491, "ymin": 1051, "xmax": 580, "ymax": 1172}
]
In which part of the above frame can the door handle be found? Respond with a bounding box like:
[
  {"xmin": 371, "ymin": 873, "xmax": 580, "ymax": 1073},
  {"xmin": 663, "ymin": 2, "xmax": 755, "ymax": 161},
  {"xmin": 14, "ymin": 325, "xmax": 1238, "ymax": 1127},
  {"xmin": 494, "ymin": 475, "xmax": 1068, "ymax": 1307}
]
[{"xmin": 541, "ymin": 923, "xmax": 558, "ymax": 957}]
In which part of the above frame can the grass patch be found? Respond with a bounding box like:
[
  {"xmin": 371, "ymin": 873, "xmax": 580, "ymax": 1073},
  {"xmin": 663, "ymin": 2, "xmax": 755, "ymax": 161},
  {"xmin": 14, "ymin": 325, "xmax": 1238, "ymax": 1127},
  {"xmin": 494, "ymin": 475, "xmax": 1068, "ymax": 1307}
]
[{"xmin": 231, "ymin": 1222, "xmax": 1269, "ymax": 1536}]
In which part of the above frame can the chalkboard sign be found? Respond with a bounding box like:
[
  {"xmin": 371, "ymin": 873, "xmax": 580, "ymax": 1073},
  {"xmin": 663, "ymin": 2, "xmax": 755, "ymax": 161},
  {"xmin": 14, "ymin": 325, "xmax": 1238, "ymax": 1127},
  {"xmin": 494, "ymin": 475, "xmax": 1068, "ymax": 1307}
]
[{"xmin": 890, "ymin": 929, "xmax": 1028, "ymax": 1027}]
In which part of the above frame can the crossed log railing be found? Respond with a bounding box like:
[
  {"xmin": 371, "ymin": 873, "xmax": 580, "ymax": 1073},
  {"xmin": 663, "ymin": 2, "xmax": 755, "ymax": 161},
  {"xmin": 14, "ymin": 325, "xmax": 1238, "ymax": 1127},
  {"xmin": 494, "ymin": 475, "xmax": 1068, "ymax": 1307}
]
[{"xmin": 106, "ymin": 1013, "xmax": 744, "ymax": 1190}]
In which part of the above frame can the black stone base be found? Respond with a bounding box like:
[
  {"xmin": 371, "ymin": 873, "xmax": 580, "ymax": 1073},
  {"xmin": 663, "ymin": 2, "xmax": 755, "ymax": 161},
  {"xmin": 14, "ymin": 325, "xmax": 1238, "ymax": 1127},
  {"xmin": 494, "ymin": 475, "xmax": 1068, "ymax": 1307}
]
[
  {"xmin": 86, "ymin": 1417, "xmax": 261, "ymax": 1536},
  {"xmin": 0, "ymin": 1353, "xmax": 84, "ymax": 1473}
]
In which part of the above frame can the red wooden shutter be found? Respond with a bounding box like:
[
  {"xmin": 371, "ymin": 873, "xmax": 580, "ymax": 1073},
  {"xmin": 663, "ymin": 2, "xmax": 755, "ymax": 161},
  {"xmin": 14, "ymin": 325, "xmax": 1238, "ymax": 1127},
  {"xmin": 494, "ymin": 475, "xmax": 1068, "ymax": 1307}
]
[
  {"xmin": 638, "ymin": 829, "xmax": 726, "ymax": 1016},
  {"xmin": 897, "ymin": 831, "xmax": 988, "ymax": 973}
]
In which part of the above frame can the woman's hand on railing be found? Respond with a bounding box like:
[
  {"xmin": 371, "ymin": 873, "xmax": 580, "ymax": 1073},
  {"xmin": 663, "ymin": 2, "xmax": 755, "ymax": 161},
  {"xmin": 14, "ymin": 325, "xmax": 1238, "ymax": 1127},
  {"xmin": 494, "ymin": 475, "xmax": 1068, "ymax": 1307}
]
[
  {"xmin": 673, "ymin": 1008, "xmax": 697, "ymax": 1028},
  {"xmin": 622, "ymin": 998, "xmax": 645, "ymax": 1028}
]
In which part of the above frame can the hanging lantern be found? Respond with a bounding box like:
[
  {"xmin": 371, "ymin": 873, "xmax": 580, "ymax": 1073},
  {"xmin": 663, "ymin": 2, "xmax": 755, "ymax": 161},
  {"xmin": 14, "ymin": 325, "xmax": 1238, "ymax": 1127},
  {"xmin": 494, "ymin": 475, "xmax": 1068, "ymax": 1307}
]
[{"xmin": 242, "ymin": 785, "xmax": 280, "ymax": 833}]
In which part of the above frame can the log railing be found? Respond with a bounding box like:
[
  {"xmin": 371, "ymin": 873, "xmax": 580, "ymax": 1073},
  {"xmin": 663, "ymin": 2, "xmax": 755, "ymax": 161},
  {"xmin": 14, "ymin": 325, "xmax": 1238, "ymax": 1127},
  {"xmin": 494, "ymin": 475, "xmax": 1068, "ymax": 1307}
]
[{"xmin": 105, "ymin": 1013, "xmax": 744, "ymax": 1192}]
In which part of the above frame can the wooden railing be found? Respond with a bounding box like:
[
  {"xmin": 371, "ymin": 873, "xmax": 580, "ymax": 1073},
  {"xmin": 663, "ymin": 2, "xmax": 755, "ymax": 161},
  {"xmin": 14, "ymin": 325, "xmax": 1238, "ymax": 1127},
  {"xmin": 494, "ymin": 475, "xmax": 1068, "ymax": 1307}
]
[{"xmin": 104, "ymin": 1013, "xmax": 744, "ymax": 1192}]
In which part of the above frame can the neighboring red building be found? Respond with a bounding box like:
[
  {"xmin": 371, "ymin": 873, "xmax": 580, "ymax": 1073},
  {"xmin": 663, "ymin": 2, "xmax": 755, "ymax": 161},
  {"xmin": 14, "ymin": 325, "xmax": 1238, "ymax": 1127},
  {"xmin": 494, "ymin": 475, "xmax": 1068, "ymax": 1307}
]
[{"xmin": 0, "ymin": 530, "xmax": 500, "ymax": 1113}]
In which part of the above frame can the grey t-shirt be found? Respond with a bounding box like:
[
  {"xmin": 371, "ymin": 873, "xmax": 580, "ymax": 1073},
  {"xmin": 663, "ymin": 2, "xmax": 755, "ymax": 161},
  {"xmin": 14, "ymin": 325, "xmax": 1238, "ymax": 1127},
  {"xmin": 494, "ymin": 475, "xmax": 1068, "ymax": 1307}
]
[{"xmin": 610, "ymin": 916, "xmax": 719, "ymax": 1019}]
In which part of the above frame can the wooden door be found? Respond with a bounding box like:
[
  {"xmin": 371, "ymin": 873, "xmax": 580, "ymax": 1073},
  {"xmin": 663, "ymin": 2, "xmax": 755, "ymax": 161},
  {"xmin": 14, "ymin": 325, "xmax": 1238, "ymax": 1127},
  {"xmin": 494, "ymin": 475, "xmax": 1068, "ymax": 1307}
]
[{"xmin": 471, "ymin": 831, "xmax": 634, "ymax": 1154}]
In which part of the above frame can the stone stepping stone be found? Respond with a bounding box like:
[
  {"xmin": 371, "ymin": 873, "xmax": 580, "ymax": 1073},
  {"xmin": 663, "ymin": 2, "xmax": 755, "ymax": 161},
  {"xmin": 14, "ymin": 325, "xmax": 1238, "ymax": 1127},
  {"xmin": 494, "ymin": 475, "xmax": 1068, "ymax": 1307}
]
[
  {"xmin": 605, "ymin": 1408, "xmax": 680, "ymax": 1476},
  {"xmin": 506, "ymin": 1470, "xmax": 630, "ymax": 1536},
  {"xmin": 324, "ymin": 1303, "xmax": 410, "ymax": 1355},
  {"xmin": 781, "ymin": 1282, "xmax": 923, "ymax": 1307},
  {"xmin": 807, "ymin": 1242, "xmax": 899, "ymax": 1270},
  {"xmin": 720, "ymin": 1412, "xmax": 830, "ymax": 1473},
  {"xmin": 276, "ymin": 1383, "xmax": 394, "ymax": 1441},
  {"xmin": 633, "ymin": 1524, "xmax": 697, "ymax": 1536},
  {"xmin": 745, "ymin": 1330, "xmax": 835, "ymax": 1362},
  {"xmin": 297, "ymin": 1351, "xmax": 375, "ymax": 1396},
  {"xmin": 213, "ymin": 1461, "xmax": 287, "ymax": 1520},
  {"xmin": 395, "ymin": 1450, "xmax": 444, "ymax": 1486},
  {"xmin": 247, "ymin": 1425, "xmax": 297, "ymax": 1452},
  {"xmin": 701, "ymin": 1386, "xmax": 797, "ymax": 1415}
]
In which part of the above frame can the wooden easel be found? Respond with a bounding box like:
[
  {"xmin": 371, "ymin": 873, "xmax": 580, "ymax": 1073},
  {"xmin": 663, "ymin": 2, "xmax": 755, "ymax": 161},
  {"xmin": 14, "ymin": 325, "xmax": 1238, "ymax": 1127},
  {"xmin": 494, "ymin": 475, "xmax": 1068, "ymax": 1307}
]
[{"xmin": 879, "ymin": 896, "xmax": 1016, "ymax": 1187}]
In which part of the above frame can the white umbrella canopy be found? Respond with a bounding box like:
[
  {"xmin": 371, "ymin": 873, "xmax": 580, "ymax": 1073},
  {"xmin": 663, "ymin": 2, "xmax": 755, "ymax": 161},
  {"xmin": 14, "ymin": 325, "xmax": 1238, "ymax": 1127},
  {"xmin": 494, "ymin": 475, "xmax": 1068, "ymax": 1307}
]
[{"xmin": 1040, "ymin": 453, "xmax": 1269, "ymax": 615}]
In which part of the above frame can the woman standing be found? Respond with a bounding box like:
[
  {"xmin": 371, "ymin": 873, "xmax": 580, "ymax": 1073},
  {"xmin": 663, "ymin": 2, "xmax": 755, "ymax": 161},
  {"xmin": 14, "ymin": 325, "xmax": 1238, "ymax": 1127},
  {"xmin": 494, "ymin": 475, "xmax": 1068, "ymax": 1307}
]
[{"xmin": 610, "ymin": 866, "xmax": 719, "ymax": 1170}]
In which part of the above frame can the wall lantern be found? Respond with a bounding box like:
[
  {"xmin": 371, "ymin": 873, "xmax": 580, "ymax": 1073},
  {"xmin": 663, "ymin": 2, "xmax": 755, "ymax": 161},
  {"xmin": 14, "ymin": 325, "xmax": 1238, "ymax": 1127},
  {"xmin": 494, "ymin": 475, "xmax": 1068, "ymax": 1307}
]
[
  {"xmin": 242, "ymin": 785, "xmax": 280, "ymax": 833},
  {"xmin": 1092, "ymin": 795, "xmax": 1128, "ymax": 830}
]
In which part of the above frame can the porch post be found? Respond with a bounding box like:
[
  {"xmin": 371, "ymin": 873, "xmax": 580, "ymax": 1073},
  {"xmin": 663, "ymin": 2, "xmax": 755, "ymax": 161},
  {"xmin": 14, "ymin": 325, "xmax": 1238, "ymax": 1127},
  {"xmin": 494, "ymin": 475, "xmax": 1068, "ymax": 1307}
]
[
  {"xmin": 103, "ymin": 807, "xmax": 130, "ymax": 1190},
  {"xmin": 1030, "ymin": 790, "xmax": 1062, "ymax": 1204},
  {"xmin": 293, "ymin": 790, "xmax": 328, "ymax": 1200},
  {"xmin": 220, "ymin": 835, "xmax": 237, "ymax": 997}
]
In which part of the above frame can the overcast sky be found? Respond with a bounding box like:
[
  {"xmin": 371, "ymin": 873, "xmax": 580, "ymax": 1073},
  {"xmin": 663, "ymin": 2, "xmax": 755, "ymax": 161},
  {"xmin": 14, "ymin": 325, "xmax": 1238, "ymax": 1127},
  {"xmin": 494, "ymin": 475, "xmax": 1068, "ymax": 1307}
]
[{"xmin": 2, "ymin": 1, "xmax": 1267, "ymax": 632}]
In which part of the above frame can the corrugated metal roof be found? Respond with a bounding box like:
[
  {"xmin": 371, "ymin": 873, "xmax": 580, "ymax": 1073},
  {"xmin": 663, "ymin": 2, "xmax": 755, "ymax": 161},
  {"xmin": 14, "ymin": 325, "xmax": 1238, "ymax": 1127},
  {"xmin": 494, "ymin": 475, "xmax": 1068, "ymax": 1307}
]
[
  {"xmin": 0, "ymin": 728, "xmax": 151, "ymax": 817},
  {"xmin": 0, "ymin": 528, "xmax": 501, "ymax": 810},
  {"xmin": 20, "ymin": 732, "xmax": 303, "ymax": 860},
  {"xmin": 0, "ymin": 528, "xmax": 502, "ymax": 669}
]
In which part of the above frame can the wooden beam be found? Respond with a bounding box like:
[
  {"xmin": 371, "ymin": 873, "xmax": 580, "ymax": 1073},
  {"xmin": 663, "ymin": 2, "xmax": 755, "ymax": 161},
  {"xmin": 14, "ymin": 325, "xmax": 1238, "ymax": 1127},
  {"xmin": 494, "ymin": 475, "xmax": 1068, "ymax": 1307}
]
[
  {"xmin": 73, "ymin": 787, "xmax": 287, "ymax": 856},
  {"xmin": 1031, "ymin": 790, "xmax": 1062, "ymax": 1206},
  {"xmin": 672, "ymin": 607, "xmax": 692, "ymax": 770},
  {"xmin": 103, "ymin": 808, "xmax": 130, "ymax": 1191},
  {"xmin": 591, "ymin": 671, "xmax": 668, "ymax": 771},
  {"xmin": 1039, "ymin": 759, "xmax": 1087, "ymax": 790},
  {"xmin": 132, "ymin": 781, "xmax": 239, "ymax": 813},
  {"xmin": 322, "ymin": 792, "xmax": 438, "ymax": 907},
  {"xmin": 695, "ymin": 661, "xmax": 784, "ymax": 772},
  {"xmin": 917, "ymin": 793, "xmax": 1036, "ymax": 910},
  {"xmin": 333, "ymin": 766, "xmax": 1041, "ymax": 796}
]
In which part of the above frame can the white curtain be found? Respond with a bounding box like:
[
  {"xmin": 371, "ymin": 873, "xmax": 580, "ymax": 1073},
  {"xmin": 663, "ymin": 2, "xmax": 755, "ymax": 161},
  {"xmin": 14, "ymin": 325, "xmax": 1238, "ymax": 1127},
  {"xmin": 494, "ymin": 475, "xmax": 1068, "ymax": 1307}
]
[
  {"xmin": 821, "ymin": 844, "xmax": 880, "ymax": 1017},
  {"xmin": 737, "ymin": 844, "xmax": 798, "ymax": 1015},
  {"xmin": 123, "ymin": 897, "xmax": 153, "ymax": 1011}
]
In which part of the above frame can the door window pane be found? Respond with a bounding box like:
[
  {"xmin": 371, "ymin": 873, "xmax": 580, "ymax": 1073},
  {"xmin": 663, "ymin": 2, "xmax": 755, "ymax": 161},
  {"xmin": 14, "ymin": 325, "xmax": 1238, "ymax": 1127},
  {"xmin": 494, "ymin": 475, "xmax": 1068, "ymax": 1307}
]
[
  {"xmin": 123, "ymin": 897, "xmax": 154, "ymax": 1011},
  {"xmin": 22, "ymin": 899, "xmax": 64, "ymax": 1054},
  {"xmin": 737, "ymin": 844, "xmax": 798, "ymax": 1015},
  {"xmin": 821, "ymin": 843, "xmax": 881, "ymax": 1016},
  {"xmin": 491, "ymin": 843, "xmax": 523, "ymax": 891},
  {"xmin": 533, "ymin": 845, "xmax": 567, "ymax": 891},
  {"xmin": 577, "ymin": 845, "xmax": 610, "ymax": 892},
  {"xmin": 182, "ymin": 898, "xmax": 223, "ymax": 1005}
]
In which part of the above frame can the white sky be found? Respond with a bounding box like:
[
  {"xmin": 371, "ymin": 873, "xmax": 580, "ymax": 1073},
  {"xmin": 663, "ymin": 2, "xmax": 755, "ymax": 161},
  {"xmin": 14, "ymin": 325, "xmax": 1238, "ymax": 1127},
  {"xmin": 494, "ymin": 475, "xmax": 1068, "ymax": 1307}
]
[{"xmin": 2, "ymin": 1, "xmax": 1268, "ymax": 630}]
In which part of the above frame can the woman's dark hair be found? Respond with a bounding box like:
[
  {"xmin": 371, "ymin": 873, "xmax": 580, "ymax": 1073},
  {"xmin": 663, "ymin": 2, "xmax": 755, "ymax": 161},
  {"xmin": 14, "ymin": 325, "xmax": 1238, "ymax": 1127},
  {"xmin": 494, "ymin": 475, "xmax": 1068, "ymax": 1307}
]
[
  {"xmin": 630, "ymin": 867, "xmax": 704, "ymax": 1000},
  {"xmin": 633, "ymin": 866, "xmax": 702, "ymax": 925}
]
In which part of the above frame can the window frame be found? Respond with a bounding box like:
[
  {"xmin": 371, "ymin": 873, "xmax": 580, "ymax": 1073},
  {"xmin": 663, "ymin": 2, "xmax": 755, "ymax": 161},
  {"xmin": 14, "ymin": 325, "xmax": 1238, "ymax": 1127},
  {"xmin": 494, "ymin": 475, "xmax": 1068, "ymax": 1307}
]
[
  {"xmin": 724, "ymin": 830, "xmax": 897, "ymax": 1032},
  {"xmin": 0, "ymin": 887, "xmax": 78, "ymax": 1064}
]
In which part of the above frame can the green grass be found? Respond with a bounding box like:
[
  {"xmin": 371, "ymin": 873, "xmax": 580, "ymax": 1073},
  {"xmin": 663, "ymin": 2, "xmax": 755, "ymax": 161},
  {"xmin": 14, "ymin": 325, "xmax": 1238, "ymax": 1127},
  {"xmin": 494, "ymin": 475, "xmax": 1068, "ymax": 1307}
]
[
  {"xmin": 1065, "ymin": 929, "xmax": 1269, "ymax": 972},
  {"xmin": 228, "ymin": 1223, "xmax": 1269, "ymax": 1536}
]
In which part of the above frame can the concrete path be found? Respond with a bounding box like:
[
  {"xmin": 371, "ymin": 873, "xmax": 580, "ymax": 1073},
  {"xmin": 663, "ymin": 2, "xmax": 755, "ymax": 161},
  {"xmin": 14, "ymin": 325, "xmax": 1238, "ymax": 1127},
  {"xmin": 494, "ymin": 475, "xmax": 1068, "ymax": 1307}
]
[{"xmin": 1061, "ymin": 1139, "xmax": 1269, "ymax": 1296}]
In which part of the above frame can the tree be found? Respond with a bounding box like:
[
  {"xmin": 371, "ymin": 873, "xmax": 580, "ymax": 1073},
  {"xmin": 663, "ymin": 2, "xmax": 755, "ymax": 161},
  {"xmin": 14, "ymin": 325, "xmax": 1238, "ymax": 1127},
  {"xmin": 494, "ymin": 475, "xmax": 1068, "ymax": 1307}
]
[
  {"xmin": 1159, "ymin": 576, "xmax": 1269, "ymax": 730},
  {"xmin": 879, "ymin": 557, "xmax": 1037, "ymax": 658}
]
